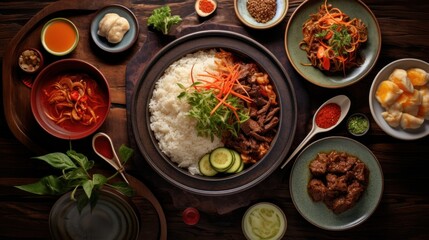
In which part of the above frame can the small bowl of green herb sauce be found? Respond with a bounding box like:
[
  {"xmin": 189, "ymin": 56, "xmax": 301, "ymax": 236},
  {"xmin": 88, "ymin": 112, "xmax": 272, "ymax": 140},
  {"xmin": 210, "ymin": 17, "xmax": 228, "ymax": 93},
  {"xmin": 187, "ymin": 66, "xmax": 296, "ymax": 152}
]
[{"xmin": 347, "ymin": 113, "xmax": 370, "ymax": 136}]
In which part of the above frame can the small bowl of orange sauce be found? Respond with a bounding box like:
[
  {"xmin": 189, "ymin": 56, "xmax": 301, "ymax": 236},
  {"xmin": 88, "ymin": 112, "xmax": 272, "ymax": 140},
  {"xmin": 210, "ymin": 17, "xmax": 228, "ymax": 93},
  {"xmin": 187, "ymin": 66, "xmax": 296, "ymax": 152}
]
[{"xmin": 41, "ymin": 18, "xmax": 79, "ymax": 56}]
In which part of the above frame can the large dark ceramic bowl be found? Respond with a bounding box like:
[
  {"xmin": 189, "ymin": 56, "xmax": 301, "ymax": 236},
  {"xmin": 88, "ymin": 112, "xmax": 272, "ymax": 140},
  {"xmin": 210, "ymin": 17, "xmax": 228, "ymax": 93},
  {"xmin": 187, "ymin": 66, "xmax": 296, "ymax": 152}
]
[
  {"xmin": 131, "ymin": 30, "xmax": 297, "ymax": 196},
  {"xmin": 31, "ymin": 59, "xmax": 110, "ymax": 140}
]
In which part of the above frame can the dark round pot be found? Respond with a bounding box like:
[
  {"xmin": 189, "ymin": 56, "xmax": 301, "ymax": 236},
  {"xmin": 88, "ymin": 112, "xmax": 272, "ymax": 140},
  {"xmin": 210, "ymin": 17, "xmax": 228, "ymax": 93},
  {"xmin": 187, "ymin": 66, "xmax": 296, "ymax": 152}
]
[{"xmin": 131, "ymin": 30, "xmax": 297, "ymax": 196}]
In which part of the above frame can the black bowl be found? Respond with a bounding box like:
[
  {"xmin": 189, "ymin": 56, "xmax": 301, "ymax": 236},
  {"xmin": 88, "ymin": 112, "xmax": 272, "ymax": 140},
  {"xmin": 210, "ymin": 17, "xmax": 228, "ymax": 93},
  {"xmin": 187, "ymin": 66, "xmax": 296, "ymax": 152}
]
[{"xmin": 131, "ymin": 30, "xmax": 297, "ymax": 196}]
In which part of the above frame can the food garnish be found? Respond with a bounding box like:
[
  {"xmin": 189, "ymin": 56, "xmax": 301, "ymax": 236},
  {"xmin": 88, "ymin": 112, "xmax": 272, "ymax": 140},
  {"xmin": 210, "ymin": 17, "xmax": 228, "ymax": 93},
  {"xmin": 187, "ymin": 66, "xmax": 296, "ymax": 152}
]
[
  {"xmin": 42, "ymin": 73, "xmax": 108, "ymax": 129},
  {"xmin": 198, "ymin": 147, "xmax": 243, "ymax": 176},
  {"xmin": 299, "ymin": 0, "xmax": 368, "ymax": 74},
  {"xmin": 178, "ymin": 50, "xmax": 252, "ymax": 140},
  {"xmin": 347, "ymin": 114, "xmax": 369, "ymax": 135},
  {"xmin": 15, "ymin": 144, "xmax": 134, "ymax": 212},
  {"xmin": 147, "ymin": 5, "xmax": 182, "ymax": 35}
]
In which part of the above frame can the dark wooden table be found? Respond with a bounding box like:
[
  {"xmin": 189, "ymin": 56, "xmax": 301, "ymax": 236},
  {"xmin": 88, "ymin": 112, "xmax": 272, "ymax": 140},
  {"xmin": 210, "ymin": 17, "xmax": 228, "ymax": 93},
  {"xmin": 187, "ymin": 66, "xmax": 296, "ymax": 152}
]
[{"xmin": 1, "ymin": 0, "xmax": 429, "ymax": 239}]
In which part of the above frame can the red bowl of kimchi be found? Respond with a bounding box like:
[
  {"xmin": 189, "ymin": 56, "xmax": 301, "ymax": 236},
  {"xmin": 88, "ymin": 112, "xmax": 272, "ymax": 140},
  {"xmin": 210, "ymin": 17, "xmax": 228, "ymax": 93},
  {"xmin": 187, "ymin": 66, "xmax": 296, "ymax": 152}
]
[{"xmin": 31, "ymin": 59, "xmax": 110, "ymax": 140}]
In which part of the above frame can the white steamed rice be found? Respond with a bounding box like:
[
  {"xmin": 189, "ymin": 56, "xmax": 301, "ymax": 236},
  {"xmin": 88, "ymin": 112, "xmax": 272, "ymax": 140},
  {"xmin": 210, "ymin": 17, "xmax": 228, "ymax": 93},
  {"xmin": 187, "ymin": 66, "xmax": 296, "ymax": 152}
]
[{"xmin": 149, "ymin": 50, "xmax": 224, "ymax": 175}]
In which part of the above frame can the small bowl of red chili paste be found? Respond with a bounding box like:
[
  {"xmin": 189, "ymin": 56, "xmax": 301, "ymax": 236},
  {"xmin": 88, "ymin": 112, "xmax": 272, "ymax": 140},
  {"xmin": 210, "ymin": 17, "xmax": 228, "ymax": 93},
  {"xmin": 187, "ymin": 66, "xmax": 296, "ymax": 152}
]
[{"xmin": 195, "ymin": 0, "xmax": 217, "ymax": 18}]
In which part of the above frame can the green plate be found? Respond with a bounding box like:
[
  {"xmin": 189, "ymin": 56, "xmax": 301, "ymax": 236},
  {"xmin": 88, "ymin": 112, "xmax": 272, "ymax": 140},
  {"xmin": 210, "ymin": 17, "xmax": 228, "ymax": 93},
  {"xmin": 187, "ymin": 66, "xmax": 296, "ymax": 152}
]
[
  {"xmin": 284, "ymin": 0, "xmax": 381, "ymax": 88},
  {"xmin": 289, "ymin": 136, "xmax": 384, "ymax": 230}
]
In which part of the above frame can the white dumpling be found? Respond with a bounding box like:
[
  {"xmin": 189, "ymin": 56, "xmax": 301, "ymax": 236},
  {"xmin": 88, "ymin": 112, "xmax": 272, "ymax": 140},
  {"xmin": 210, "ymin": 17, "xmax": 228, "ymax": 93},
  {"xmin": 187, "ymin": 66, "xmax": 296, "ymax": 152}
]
[
  {"xmin": 418, "ymin": 87, "xmax": 429, "ymax": 120},
  {"xmin": 395, "ymin": 90, "xmax": 422, "ymax": 116},
  {"xmin": 376, "ymin": 80, "xmax": 403, "ymax": 108},
  {"xmin": 106, "ymin": 17, "xmax": 130, "ymax": 43},
  {"xmin": 407, "ymin": 68, "xmax": 429, "ymax": 87},
  {"xmin": 389, "ymin": 68, "xmax": 414, "ymax": 93},
  {"xmin": 98, "ymin": 13, "xmax": 120, "ymax": 37},
  {"xmin": 400, "ymin": 113, "xmax": 424, "ymax": 129},
  {"xmin": 97, "ymin": 13, "xmax": 130, "ymax": 44},
  {"xmin": 382, "ymin": 109, "xmax": 402, "ymax": 128}
]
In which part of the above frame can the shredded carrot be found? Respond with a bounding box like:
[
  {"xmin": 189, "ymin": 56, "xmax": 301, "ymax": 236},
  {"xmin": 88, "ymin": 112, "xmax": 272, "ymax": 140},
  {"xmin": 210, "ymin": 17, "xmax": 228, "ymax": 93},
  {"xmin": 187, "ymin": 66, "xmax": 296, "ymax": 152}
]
[{"xmin": 190, "ymin": 51, "xmax": 253, "ymax": 122}]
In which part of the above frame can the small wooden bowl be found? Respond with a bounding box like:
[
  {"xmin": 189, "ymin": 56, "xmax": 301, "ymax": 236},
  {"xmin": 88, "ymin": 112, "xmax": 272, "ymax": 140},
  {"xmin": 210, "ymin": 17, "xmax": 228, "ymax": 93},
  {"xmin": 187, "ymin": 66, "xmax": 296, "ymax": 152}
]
[{"xmin": 18, "ymin": 48, "xmax": 44, "ymax": 74}]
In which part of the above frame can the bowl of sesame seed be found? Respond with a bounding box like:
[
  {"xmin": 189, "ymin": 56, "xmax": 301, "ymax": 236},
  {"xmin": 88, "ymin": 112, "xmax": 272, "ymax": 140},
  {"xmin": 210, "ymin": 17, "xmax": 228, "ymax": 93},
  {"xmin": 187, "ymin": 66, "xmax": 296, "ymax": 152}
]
[{"xmin": 234, "ymin": 0, "xmax": 288, "ymax": 29}]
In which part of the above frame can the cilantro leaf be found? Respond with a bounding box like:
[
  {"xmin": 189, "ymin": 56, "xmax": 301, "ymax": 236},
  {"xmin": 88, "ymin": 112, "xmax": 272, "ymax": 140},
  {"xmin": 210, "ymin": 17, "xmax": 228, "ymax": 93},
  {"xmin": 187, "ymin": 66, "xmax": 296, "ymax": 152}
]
[{"xmin": 147, "ymin": 5, "xmax": 182, "ymax": 35}]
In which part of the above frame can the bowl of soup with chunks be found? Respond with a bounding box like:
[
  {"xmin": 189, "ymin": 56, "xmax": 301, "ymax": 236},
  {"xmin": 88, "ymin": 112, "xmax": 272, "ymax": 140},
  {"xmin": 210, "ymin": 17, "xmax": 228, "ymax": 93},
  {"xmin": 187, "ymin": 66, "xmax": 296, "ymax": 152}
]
[{"xmin": 31, "ymin": 59, "xmax": 110, "ymax": 140}]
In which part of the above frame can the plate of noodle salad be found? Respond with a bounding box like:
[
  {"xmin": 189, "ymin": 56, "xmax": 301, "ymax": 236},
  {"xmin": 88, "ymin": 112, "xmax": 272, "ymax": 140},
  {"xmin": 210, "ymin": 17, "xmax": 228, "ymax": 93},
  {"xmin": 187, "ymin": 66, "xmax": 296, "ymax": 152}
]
[{"xmin": 284, "ymin": 0, "xmax": 381, "ymax": 88}]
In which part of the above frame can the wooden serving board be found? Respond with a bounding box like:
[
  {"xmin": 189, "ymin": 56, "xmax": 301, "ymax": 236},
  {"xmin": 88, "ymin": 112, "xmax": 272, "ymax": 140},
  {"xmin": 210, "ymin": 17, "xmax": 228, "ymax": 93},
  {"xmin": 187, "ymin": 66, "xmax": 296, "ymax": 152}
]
[
  {"xmin": 2, "ymin": 0, "xmax": 140, "ymax": 153},
  {"xmin": 2, "ymin": 0, "xmax": 168, "ymax": 239}
]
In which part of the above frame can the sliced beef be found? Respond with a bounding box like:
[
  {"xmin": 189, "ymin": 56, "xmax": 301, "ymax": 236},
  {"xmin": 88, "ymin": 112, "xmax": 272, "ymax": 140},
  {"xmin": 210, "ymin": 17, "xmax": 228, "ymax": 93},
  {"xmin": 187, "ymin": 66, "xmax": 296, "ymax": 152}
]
[
  {"xmin": 241, "ymin": 119, "xmax": 262, "ymax": 135},
  {"xmin": 263, "ymin": 117, "xmax": 279, "ymax": 133}
]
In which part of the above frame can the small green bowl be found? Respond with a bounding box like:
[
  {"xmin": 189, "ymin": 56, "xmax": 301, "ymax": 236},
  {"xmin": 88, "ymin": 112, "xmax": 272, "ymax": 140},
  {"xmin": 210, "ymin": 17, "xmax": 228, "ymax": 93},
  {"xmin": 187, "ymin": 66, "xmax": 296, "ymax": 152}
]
[
  {"xmin": 41, "ymin": 18, "xmax": 79, "ymax": 56},
  {"xmin": 347, "ymin": 113, "xmax": 370, "ymax": 136}
]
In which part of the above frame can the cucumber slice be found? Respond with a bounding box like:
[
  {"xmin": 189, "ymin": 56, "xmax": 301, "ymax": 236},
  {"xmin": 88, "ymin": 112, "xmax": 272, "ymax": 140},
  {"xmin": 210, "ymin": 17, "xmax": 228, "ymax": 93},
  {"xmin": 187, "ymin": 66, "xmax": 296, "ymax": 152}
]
[
  {"xmin": 209, "ymin": 147, "xmax": 234, "ymax": 172},
  {"xmin": 226, "ymin": 150, "xmax": 242, "ymax": 173},
  {"xmin": 198, "ymin": 153, "xmax": 218, "ymax": 176},
  {"xmin": 236, "ymin": 160, "xmax": 244, "ymax": 173}
]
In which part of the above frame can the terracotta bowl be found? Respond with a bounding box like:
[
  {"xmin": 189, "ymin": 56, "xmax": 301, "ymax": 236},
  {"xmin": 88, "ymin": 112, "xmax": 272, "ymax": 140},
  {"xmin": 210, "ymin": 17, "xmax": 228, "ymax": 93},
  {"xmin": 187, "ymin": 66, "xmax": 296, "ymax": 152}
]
[{"xmin": 31, "ymin": 59, "xmax": 110, "ymax": 140}]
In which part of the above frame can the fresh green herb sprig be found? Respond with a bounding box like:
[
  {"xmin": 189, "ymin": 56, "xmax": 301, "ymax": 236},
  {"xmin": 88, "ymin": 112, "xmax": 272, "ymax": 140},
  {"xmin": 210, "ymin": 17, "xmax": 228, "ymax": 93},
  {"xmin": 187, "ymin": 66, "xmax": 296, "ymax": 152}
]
[
  {"xmin": 147, "ymin": 5, "xmax": 182, "ymax": 35},
  {"xmin": 315, "ymin": 24, "xmax": 352, "ymax": 56},
  {"xmin": 15, "ymin": 145, "xmax": 134, "ymax": 212},
  {"xmin": 178, "ymin": 83, "xmax": 250, "ymax": 141}
]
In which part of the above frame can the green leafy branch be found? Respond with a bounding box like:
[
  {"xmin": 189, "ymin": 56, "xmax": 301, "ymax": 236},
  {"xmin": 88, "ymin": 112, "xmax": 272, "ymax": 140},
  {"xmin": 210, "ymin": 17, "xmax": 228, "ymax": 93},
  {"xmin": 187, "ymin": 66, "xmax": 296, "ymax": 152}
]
[
  {"xmin": 147, "ymin": 5, "xmax": 182, "ymax": 35},
  {"xmin": 15, "ymin": 145, "xmax": 135, "ymax": 212}
]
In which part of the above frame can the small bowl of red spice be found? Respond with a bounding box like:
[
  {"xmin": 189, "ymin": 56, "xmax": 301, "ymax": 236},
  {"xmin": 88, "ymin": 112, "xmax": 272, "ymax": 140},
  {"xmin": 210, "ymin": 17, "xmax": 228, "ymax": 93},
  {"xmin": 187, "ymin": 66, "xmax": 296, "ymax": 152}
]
[
  {"xmin": 195, "ymin": 0, "xmax": 217, "ymax": 18},
  {"xmin": 234, "ymin": 0, "xmax": 288, "ymax": 29}
]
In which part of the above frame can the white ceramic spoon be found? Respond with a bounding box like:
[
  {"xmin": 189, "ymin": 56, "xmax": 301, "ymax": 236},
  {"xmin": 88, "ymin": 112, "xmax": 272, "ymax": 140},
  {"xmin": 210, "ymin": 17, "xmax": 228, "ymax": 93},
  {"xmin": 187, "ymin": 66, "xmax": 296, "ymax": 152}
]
[
  {"xmin": 280, "ymin": 95, "xmax": 351, "ymax": 169},
  {"xmin": 92, "ymin": 132, "xmax": 129, "ymax": 184}
]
